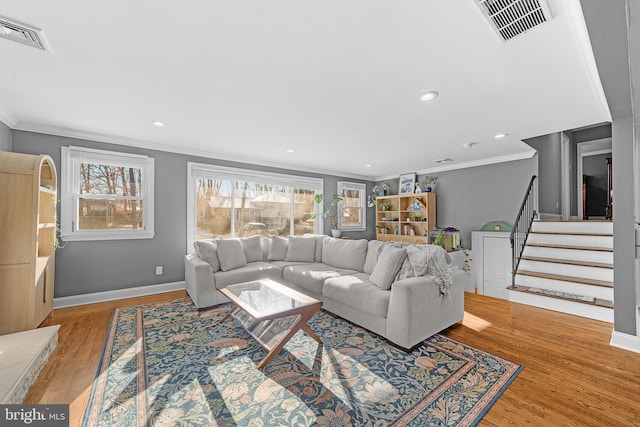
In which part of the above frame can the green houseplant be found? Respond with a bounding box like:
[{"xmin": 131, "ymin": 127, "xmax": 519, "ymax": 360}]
[{"xmin": 311, "ymin": 193, "xmax": 343, "ymax": 236}]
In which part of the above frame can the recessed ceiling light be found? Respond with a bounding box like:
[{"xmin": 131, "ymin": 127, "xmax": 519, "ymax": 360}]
[
  {"xmin": 434, "ymin": 158, "xmax": 453, "ymax": 164},
  {"xmin": 151, "ymin": 121, "xmax": 165, "ymax": 127},
  {"xmin": 494, "ymin": 133, "xmax": 508, "ymax": 139},
  {"xmin": 286, "ymin": 149, "xmax": 295, "ymax": 153},
  {"xmin": 463, "ymin": 142, "xmax": 477, "ymax": 148},
  {"xmin": 365, "ymin": 164, "xmax": 373, "ymax": 168},
  {"xmin": 419, "ymin": 91, "xmax": 439, "ymax": 102}
]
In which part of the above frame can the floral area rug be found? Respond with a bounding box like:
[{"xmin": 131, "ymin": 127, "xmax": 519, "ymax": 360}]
[{"xmin": 83, "ymin": 298, "xmax": 522, "ymax": 426}]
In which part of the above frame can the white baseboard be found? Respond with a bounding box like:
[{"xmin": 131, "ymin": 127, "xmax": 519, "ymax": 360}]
[
  {"xmin": 53, "ymin": 281, "xmax": 186, "ymax": 309},
  {"xmin": 610, "ymin": 330, "xmax": 640, "ymax": 353}
]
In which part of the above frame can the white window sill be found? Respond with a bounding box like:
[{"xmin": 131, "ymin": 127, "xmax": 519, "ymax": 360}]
[{"xmin": 61, "ymin": 231, "xmax": 155, "ymax": 241}]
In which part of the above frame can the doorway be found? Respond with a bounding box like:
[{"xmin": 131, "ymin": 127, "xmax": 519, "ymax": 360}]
[{"xmin": 577, "ymin": 138, "xmax": 612, "ymax": 220}]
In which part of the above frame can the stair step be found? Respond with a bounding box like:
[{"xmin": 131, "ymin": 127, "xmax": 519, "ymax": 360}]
[
  {"xmin": 516, "ymin": 270, "xmax": 613, "ymax": 288},
  {"xmin": 526, "ymin": 243, "xmax": 613, "ymax": 253},
  {"xmin": 532, "ymin": 219, "xmax": 613, "ymax": 234},
  {"xmin": 508, "ymin": 285, "xmax": 614, "ymax": 308},
  {"xmin": 520, "ymin": 256, "xmax": 613, "ymax": 269},
  {"xmin": 529, "ymin": 231, "xmax": 613, "ymax": 237}
]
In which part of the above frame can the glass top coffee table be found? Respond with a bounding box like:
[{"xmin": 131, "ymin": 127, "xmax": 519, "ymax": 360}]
[{"xmin": 219, "ymin": 279, "xmax": 323, "ymax": 369}]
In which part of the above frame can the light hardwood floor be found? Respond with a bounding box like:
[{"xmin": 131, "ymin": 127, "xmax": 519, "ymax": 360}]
[{"xmin": 26, "ymin": 291, "xmax": 640, "ymax": 426}]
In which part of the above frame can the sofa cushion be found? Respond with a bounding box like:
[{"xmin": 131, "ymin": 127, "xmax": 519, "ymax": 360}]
[
  {"xmin": 283, "ymin": 263, "xmax": 357, "ymax": 294},
  {"xmin": 304, "ymin": 234, "xmax": 326, "ymax": 262},
  {"xmin": 285, "ymin": 236, "xmax": 316, "ymax": 262},
  {"xmin": 323, "ymin": 273, "xmax": 391, "ymax": 318},
  {"xmin": 321, "ymin": 237, "xmax": 368, "ymax": 271},
  {"xmin": 363, "ymin": 240, "xmax": 385, "ymax": 274},
  {"xmin": 240, "ymin": 235, "xmax": 263, "ymax": 263},
  {"xmin": 260, "ymin": 237, "xmax": 271, "ymax": 261},
  {"xmin": 267, "ymin": 235, "xmax": 289, "ymax": 261},
  {"xmin": 193, "ymin": 239, "xmax": 221, "ymax": 272},
  {"xmin": 213, "ymin": 262, "xmax": 282, "ymax": 288},
  {"xmin": 216, "ymin": 239, "xmax": 248, "ymax": 271},
  {"xmin": 369, "ymin": 245, "xmax": 407, "ymax": 290}
]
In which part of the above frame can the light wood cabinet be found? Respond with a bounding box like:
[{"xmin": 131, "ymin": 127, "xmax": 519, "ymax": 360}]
[
  {"xmin": 375, "ymin": 193, "xmax": 436, "ymax": 244},
  {"xmin": 0, "ymin": 152, "xmax": 57, "ymax": 335}
]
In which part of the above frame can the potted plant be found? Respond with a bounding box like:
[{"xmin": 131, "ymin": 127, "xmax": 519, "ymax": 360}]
[
  {"xmin": 421, "ymin": 176, "xmax": 438, "ymax": 192},
  {"xmin": 311, "ymin": 193, "xmax": 343, "ymax": 237},
  {"xmin": 372, "ymin": 181, "xmax": 391, "ymax": 196}
]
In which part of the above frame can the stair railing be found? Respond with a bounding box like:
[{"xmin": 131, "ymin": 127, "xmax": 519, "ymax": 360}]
[{"xmin": 510, "ymin": 175, "xmax": 538, "ymax": 286}]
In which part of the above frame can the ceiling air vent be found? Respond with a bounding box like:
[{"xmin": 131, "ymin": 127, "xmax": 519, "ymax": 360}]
[
  {"xmin": 473, "ymin": 0, "xmax": 552, "ymax": 42},
  {"xmin": 0, "ymin": 15, "xmax": 49, "ymax": 51}
]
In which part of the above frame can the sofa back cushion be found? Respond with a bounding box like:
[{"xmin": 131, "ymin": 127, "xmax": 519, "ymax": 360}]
[
  {"xmin": 321, "ymin": 237, "xmax": 368, "ymax": 271},
  {"xmin": 217, "ymin": 239, "xmax": 248, "ymax": 271},
  {"xmin": 285, "ymin": 236, "xmax": 316, "ymax": 262},
  {"xmin": 193, "ymin": 239, "xmax": 221, "ymax": 272},
  {"xmin": 369, "ymin": 245, "xmax": 407, "ymax": 290},
  {"xmin": 363, "ymin": 240, "xmax": 385, "ymax": 274},
  {"xmin": 240, "ymin": 235, "xmax": 263, "ymax": 263},
  {"xmin": 304, "ymin": 234, "xmax": 326, "ymax": 262},
  {"xmin": 267, "ymin": 235, "xmax": 289, "ymax": 261}
]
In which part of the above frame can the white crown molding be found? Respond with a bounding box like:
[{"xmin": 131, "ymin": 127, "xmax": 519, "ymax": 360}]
[
  {"xmin": 13, "ymin": 122, "xmax": 374, "ymax": 181},
  {"xmin": 53, "ymin": 281, "xmax": 185, "ymax": 309},
  {"xmin": 0, "ymin": 105, "xmax": 18, "ymax": 128},
  {"xmin": 610, "ymin": 329, "xmax": 640, "ymax": 354},
  {"xmin": 373, "ymin": 150, "xmax": 537, "ymax": 181}
]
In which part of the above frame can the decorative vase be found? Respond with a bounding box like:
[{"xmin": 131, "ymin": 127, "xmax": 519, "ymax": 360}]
[
  {"xmin": 379, "ymin": 189, "xmax": 387, "ymax": 196},
  {"xmin": 425, "ymin": 186, "xmax": 432, "ymax": 192},
  {"xmin": 331, "ymin": 229, "xmax": 342, "ymax": 238}
]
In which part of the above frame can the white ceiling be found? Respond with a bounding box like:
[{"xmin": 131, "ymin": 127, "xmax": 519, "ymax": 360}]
[{"xmin": 0, "ymin": 0, "xmax": 611, "ymax": 180}]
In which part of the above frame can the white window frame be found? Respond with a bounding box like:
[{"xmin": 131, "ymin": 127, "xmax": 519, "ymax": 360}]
[
  {"xmin": 337, "ymin": 181, "xmax": 367, "ymax": 231},
  {"xmin": 187, "ymin": 162, "xmax": 323, "ymax": 251},
  {"xmin": 60, "ymin": 146, "xmax": 155, "ymax": 241}
]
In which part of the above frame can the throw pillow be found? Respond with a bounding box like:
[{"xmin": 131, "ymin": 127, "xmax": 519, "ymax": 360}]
[
  {"xmin": 369, "ymin": 245, "xmax": 407, "ymax": 290},
  {"xmin": 216, "ymin": 239, "xmax": 248, "ymax": 271},
  {"xmin": 267, "ymin": 235, "xmax": 289, "ymax": 261},
  {"xmin": 363, "ymin": 240, "xmax": 385, "ymax": 274},
  {"xmin": 193, "ymin": 239, "xmax": 221, "ymax": 272},
  {"xmin": 240, "ymin": 235, "xmax": 263, "ymax": 263},
  {"xmin": 284, "ymin": 236, "xmax": 316, "ymax": 262}
]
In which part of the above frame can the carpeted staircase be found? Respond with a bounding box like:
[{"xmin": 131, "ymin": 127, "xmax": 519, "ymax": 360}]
[{"xmin": 508, "ymin": 220, "xmax": 613, "ymax": 322}]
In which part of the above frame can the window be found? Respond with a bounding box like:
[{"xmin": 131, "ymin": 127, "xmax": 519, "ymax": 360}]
[
  {"xmin": 187, "ymin": 163, "xmax": 323, "ymax": 250},
  {"xmin": 337, "ymin": 181, "xmax": 366, "ymax": 231},
  {"xmin": 61, "ymin": 146, "xmax": 154, "ymax": 241}
]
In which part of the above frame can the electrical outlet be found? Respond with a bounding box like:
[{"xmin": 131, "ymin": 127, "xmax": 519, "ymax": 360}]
[{"xmin": 155, "ymin": 266, "xmax": 163, "ymax": 275}]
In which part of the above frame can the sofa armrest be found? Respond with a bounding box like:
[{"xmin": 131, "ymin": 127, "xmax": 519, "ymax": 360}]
[
  {"xmin": 184, "ymin": 254, "xmax": 219, "ymax": 309},
  {"xmin": 385, "ymin": 270, "xmax": 465, "ymax": 349}
]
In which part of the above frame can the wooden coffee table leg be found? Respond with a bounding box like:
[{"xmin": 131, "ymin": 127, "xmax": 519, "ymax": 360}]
[
  {"xmin": 302, "ymin": 324, "xmax": 322, "ymax": 344},
  {"xmin": 257, "ymin": 317, "xmax": 304, "ymax": 370}
]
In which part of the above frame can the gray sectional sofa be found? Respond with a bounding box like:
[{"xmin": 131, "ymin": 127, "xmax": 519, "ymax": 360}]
[{"xmin": 184, "ymin": 234, "xmax": 464, "ymax": 349}]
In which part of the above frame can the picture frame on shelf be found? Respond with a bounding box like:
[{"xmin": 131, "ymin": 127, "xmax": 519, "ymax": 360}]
[{"xmin": 398, "ymin": 172, "xmax": 416, "ymax": 194}]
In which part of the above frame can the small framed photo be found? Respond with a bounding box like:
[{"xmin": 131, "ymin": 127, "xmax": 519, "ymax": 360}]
[{"xmin": 398, "ymin": 172, "xmax": 416, "ymax": 194}]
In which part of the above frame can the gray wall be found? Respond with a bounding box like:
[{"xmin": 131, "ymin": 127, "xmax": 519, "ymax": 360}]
[
  {"xmin": 0, "ymin": 121, "xmax": 11, "ymax": 152},
  {"xmin": 582, "ymin": 0, "xmax": 636, "ymax": 336},
  {"xmin": 523, "ymin": 133, "xmax": 562, "ymax": 216},
  {"xmin": 612, "ymin": 117, "xmax": 636, "ymax": 336},
  {"xmin": 376, "ymin": 157, "xmax": 538, "ymax": 249},
  {"xmin": 12, "ymin": 130, "xmax": 374, "ymax": 298}
]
